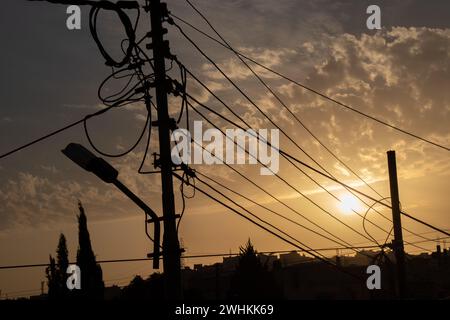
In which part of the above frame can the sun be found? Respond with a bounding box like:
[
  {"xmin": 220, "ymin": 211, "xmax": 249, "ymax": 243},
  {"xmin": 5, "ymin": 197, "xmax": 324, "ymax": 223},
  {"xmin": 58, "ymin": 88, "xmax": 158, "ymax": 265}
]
[{"xmin": 339, "ymin": 195, "xmax": 362, "ymax": 215}]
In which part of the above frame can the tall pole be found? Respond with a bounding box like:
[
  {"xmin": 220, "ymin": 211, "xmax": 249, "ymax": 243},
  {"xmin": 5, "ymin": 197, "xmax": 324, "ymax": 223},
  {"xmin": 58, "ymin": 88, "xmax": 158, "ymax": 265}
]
[
  {"xmin": 387, "ymin": 150, "xmax": 406, "ymax": 299},
  {"xmin": 149, "ymin": 0, "xmax": 182, "ymax": 299}
]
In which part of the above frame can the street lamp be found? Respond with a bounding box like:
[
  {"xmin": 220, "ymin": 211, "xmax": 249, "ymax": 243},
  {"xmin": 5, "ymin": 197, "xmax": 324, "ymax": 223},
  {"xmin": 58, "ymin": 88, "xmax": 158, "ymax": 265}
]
[{"xmin": 62, "ymin": 143, "xmax": 161, "ymax": 269}]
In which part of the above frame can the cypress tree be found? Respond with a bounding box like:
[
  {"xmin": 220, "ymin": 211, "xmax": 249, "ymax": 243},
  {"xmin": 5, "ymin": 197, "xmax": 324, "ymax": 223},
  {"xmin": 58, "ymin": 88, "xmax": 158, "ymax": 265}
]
[
  {"xmin": 56, "ymin": 233, "xmax": 69, "ymax": 298},
  {"xmin": 76, "ymin": 201, "xmax": 104, "ymax": 299},
  {"xmin": 45, "ymin": 255, "xmax": 58, "ymax": 299},
  {"xmin": 46, "ymin": 234, "xmax": 70, "ymax": 299}
]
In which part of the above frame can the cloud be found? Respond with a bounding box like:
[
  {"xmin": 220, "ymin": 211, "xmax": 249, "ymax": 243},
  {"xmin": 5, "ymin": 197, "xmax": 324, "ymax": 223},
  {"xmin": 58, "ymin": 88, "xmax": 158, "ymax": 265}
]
[
  {"xmin": 278, "ymin": 27, "xmax": 449, "ymax": 164},
  {"xmin": 41, "ymin": 165, "xmax": 59, "ymax": 174},
  {"xmin": 201, "ymin": 48, "xmax": 296, "ymax": 81},
  {"xmin": 1, "ymin": 0, "xmax": 449, "ymax": 235},
  {"xmin": 0, "ymin": 166, "xmax": 158, "ymax": 231},
  {"xmin": 303, "ymin": 27, "xmax": 450, "ymax": 136},
  {"xmin": 192, "ymin": 26, "xmax": 450, "ymax": 185}
]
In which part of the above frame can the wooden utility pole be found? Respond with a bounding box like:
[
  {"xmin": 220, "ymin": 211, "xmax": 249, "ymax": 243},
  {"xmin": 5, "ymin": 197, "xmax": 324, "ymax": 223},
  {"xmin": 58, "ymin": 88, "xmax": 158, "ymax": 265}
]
[
  {"xmin": 387, "ymin": 150, "xmax": 406, "ymax": 298},
  {"xmin": 148, "ymin": 0, "xmax": 182, "ymax": 299}
]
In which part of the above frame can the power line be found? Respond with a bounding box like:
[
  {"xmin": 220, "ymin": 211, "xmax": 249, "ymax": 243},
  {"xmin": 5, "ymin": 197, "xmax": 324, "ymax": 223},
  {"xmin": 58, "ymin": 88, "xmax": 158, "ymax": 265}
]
[
  {"xmin": 179, "ymin": 58, "xmax": 429, "ymax": 250},
  {"xmin": 183, "ymin": 132, "xmax": 364, "ymax": 251},
  {"xmin": 182, "ymin": 72, "xmax": 393, "ymax": 239},
  {"xmin": 1, "ymin": 235, "xmax": 445, "ymax": 271},
  {"xmin": 1, "ymin": 21, "xmax": 443, "ymax": 246},
  {"xmin": 172, "ymin": 134, "xmax": 343, "ymax": 261},
  {"xmin": 196, "ymin": 164, "xmax": 429, "ymax": 255},
  {"xmin": 168, "ymin": 26, "xmax": 406, "ymax": 247},
  {"xmin": 0, "ymin": 247, "xmax": 371, "ymax": 271},
  {"xmin": 1, "ymin": 2, "xmax": 154, "ymax": 162},
  {"xmin": 171, "ymin": 121, "xmax": 383, "ymax": 262},
  {"xmin": 182, "ymin": 90, "xmax": 450, "ymax": 238},
  {"xmin": 186, "ymin": 99, "xmax": 381, "ymax": 246},
  {"xmin": 406, "ymin": 236, "xmax": 450, "ymax": 246},
  {"xmin": 193, "ymin": 173, "xmax": 332, "ymax": 263},
  {"xmin": 4, "ymin": 240, "xmax": 445, "ymax": 299},
  {"xmin": 187, "ymin": 132, "xmax": 424, "ymax": 257},
  {"xmin": 349, "ymin": 230, "xmax": 450, "ymax": 249},
  {"xmin": 188, "ymin": 100, "xmax": 432, "ymax": 253},
  {"xmin": 178, "ymin": 64, "xmax": 421, "ymax": 246},
  {"xmin": 169, "ymin": 12, "xmax": 450, "ymax": 152},
  {"xmin": 170, "ymin": 44, "xmax": 385, "ymax": 244},
  {"xmin": 182, "ymin": 0, "xmax": 383, "ymax": 201},
  {"xmin": 172, "ymin": 171, "xmax": 363, "ymax": 281},
  {"xmin": 195, "ymin": 170, "xmax": 350, "ymax": 247},
  {"xmin": 172, "ymin": 21, "xmax": 340, "ymax": 180},
  {"xmin": 178, "ymin": 2, "xmax": 435, "ymax": 245},
  {"xmin": 171, "ymin": 17, "xmax": 441, "ymax": 246},
  {"xmin": 172, "ymin": 60, "xmax": 381, "ymax": 252},
  {"xmin": 183, "ymin": 91, "xmax": 443, "ymax": 250},
  {"xmin": 363, "ymin": 197, "xmax": 393, "ymax": 247},
  {"xmin": 0, "ymin": 105, "xmax": 118, "ymax": 160},
  {"xmin": 174, "ymin": 66, "xmax": 450, "ymax": 240},
  {"xmin": 187, "ymin": 137, "xmax": 387, "ymax": 259},
  {"xmin": 84, "ymin": 111, "xmax": 150, "ymax": 158}
]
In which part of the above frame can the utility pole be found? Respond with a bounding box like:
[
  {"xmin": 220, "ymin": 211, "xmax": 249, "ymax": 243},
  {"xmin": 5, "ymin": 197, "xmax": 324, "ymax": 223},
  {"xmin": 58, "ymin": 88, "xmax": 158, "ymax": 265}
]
[
  {"xmin": 387, "ymin": 150, "xmax": 406, "ymax": 299},
  {"xmin": 148, "ymin": 0, "xmax": 182, "ymax": 299}
]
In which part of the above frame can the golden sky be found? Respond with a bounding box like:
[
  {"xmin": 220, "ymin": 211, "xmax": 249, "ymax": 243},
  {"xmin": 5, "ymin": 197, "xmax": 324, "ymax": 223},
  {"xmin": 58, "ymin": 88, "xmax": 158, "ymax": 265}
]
[{"xmin": 0, "ymin": 0, "xmax": 449, "ymax": 298}]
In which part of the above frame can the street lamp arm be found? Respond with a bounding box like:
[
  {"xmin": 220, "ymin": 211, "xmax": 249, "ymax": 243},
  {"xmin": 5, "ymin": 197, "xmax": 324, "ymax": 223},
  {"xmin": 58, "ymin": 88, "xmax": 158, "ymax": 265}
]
[
  {"xmin": 113, "ymin": 179, "xmax": 161, "ymax": 269},
  {"xmin": 113, "ymin": 180, "xmax": 158, "ymax": 219},
  {"xmin": 62, "ymin": 143, "xmax": 161, "ymax": 269}
]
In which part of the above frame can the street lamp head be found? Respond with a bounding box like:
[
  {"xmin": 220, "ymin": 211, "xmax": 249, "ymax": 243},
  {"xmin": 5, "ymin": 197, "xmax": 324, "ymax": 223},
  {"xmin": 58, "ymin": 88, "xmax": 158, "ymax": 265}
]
[{"xmin": 62, "ymin": 143, "xmax": 118, "ymax": 183}]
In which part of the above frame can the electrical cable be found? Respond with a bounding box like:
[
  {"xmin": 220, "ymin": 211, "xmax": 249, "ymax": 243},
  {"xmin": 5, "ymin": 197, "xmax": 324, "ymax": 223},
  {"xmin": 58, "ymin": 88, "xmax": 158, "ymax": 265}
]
[
  {"xmin": 170, "ymin": 25, "xmax": 434, "ymax": 248},
  {"xmin": 195, "ymin": 171, "xmax": 352, "ymax": 247},
  {"xmin": 177, "ymin": 3, "xmax": 434, "ymax": 244},
  {"xmin": 172, "ymin": 171, "xmax": 363, "ymax": 281},
  {"xmin": 363, "ymin": 197, "xmax": 391, "ymax": 247},
  {"xmin": 171, "ymin": 114, "xmax": 380, "ymax": 259},
  {"xmin": 169, "ymin": 12, "xmax": 450, "ymax": 152},
  {"xmin": 183, "ymin": 92, "xmax": 450, "ymax": 238},
  {"xmin": 185, "ymin": 94, "xmax": 386, "ymax": 245},
  {"xmin": 169, "ymin": 51, "xmax": 394, "ymax": 247},
  {"xmin": 89, "ymin": 2, "xmax": 136, "ymax": 68},
  {"xmin": 83, "ymin": 109, "xmax": 150, "ymax": 158},
  {"xmin": 0, "ymin": 104, "xmax": 117, "ymax": 160}
]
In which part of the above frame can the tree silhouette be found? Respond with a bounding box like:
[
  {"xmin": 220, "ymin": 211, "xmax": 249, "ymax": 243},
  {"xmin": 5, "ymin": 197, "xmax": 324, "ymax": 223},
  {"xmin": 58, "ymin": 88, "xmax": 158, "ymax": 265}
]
[
  {"xmin": 45, "ymin": 255, "xmax": 58, "ymax": 299},
  {"xmin": 76, "ymin": 201, "xmax": 104, "ymax": 299},
  {"xmin": 121, "ymin": 275, "xmax": 146, "ymax": 300},
  {"xmin": 121, "ymin": 273, "xmax": 165, "ymax": 300},
  {"xmin": 45, "ymin": 233, "xmax": 70, "ymax": 299},
  {"xmin": 56, "ymin": 233, "xmax": 70, "ymax": 298},
  {"xmin": 229, "ymin": 239, "xmax": 282, "ymax": 300}
]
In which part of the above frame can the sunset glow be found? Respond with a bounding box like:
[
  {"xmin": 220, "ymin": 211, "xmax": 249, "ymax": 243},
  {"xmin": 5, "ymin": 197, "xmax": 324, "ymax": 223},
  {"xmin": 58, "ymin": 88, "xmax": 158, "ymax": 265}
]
[
  {"xmin": 339, "ymin": 195, "xmax": 362, "ymax": 215},
  {"xmin": 1, "ymin": 0, "xmax": 449, "ymax": 303}
]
